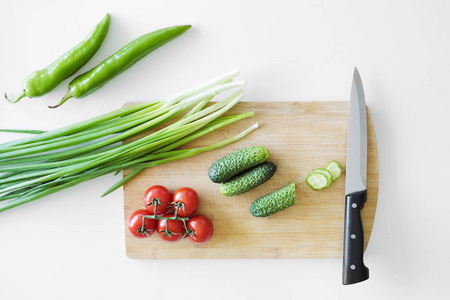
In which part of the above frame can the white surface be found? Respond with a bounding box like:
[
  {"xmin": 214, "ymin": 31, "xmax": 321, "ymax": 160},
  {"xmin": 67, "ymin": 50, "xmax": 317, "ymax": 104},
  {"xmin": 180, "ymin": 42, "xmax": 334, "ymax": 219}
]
[{"xmin": 1, "ymin": 0, "xmax": 449, "ymax": 299}]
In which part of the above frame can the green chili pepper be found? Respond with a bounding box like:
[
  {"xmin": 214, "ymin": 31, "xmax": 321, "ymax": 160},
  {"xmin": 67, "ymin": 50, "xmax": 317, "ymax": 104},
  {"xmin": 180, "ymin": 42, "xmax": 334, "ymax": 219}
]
[
  {"xmin": 50, "ymin": 24, "xmax": 191, "ymax": 108},
  {"xmin": 5, "ymin": 14, "xmax": 111, "ymax": 103}
]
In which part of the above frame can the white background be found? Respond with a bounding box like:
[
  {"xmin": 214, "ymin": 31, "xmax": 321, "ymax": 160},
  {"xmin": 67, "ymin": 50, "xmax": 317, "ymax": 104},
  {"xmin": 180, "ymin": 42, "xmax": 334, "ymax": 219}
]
[{"xmin": 1, "ymin": 0, "xmax": 449, "ymax": 299}]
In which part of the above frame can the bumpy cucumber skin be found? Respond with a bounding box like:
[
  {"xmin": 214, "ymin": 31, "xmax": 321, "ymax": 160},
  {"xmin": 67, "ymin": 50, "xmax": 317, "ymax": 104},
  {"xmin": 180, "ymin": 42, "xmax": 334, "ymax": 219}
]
[
  {"xmin": 220, "ymin": 162, "xmax": 277, "ymax": 196},
  {"xmin": 250, "ymin": 182, "xmax": 295, "ymax": 217},
  {"xmin": 208, "ymin": 146, "xmax": 270, "ymax": 183}
]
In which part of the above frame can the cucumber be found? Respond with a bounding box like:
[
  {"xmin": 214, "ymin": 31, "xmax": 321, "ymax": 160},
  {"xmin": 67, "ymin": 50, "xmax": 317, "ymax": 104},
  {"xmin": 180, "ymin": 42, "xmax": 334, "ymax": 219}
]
[
  {"xmin": 220, "ymin": 162, "xmax": 277, "ymax": 196},
  {"xmin": 250, "ymin": 182, "xmax": 295, "ymax": 217},
  {"xmin": 208, "ymin": 146, "xmax": 270, "ymax": 183},
  {"xmin": 325, "ymin": 160, "xmax": 342, "ymax": 181},
  {"xmin": 312, "ymin": 168, "xmax": 332, "ymax": 187},
  {"xmin": 305, "ymin": 173, "xmax": 328, "ymax": 190}
]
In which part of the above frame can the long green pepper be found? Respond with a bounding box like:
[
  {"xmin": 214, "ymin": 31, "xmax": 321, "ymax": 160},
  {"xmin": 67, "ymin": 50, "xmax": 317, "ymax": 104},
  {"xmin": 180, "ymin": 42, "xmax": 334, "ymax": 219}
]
[
  {"xmin": 50, "ymin": 25, "xmax": 191, "ymax": 108},
  {"xmin": 5, "ymin": 14, "xmax": 110, "ymax": 103}
]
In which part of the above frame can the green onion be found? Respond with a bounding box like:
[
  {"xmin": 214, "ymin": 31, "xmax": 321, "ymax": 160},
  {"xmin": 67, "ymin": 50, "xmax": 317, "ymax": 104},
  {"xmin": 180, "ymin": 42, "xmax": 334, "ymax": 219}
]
[
  {"xmin": 0, "ymin": 129, "xmax": 46, "ymax": 134},
  {"xmin": 0, "ymin": 70, "xmax": 256, "ymax": 213}
]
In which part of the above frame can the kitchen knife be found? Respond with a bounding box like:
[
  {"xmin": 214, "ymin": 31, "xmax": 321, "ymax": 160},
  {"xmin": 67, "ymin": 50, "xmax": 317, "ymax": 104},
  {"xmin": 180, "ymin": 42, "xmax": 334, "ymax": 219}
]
[{"xmin": 342, "ymin": 67, "xmax": 369, "ymax": 285}]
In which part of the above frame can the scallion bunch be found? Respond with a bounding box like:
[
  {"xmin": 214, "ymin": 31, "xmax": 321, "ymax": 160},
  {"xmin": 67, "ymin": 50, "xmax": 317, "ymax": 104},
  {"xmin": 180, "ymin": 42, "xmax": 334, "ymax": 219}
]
[{"xmin": 0, "ymin": 70, "xmax": 257, "ymax": 213}]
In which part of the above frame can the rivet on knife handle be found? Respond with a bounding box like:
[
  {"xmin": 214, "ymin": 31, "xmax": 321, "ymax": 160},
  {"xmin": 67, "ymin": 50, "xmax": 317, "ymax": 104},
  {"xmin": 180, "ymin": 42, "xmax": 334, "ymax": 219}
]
[{"xmin": 343, "ymin": 189, "xmax": 369, "ymax": 285}]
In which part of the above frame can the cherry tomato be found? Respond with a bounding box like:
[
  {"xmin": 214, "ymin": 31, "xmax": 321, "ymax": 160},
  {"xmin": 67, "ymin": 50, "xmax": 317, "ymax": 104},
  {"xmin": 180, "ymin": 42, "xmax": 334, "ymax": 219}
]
[
  {"xmin": 186, "ymin": 215, "xmax": 214, "ymax": 244},
  {"xmin": 128, "ymin": 209, "xmax": 156, "ymax": 238},
  {"xmin": 172, "ymin": 187, "xmax": 199, "ymax": 217},
  {"xmin": 144, "ymin": 185, "xmax": 171, "ymax": 215},
  {"xmin": 157, "ymin": 214, "xmax": 186, "ymax": 242}
]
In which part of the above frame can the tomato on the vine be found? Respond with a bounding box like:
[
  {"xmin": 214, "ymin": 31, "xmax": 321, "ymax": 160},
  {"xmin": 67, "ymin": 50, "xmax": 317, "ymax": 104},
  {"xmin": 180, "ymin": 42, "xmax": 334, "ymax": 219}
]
[
  {"xmin": 157, "ymin": 214, "xmax": 186, "ymax": 242},
  {"xmin": 186, "ymin": 215, "xmax": 214, "ymax": 244},
  {"xmin": 172, "ymin": 187, "xmax": 199, "ymax": 217},
  {"xmin": 127, "ymin": 209, "xmax": 156, "ymax": 238},
  {"xmin": 144, "ymin": 185, "xmax": 171, "ymax": 215}
]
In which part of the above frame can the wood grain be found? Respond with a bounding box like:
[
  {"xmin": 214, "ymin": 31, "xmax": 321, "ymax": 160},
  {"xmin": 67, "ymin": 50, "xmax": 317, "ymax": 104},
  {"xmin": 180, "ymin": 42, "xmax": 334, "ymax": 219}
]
[{"xmin": 123, "ymin": 101, "xmax": 378, "ymax": 259}]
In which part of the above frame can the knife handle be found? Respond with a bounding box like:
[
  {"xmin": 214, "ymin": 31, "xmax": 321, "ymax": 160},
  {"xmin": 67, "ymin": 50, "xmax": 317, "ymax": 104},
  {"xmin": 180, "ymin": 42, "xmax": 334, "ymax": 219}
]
[{"xmin": 343, "ymin": 189, "xmax": 369, "ymax": 285}]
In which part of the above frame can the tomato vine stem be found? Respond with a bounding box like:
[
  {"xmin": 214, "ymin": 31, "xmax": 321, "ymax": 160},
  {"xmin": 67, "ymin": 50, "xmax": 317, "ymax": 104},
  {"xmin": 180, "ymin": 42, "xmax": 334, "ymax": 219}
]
[{"xmin": 140, "ymin": 200, "xmax": 189, "ymax": 238}]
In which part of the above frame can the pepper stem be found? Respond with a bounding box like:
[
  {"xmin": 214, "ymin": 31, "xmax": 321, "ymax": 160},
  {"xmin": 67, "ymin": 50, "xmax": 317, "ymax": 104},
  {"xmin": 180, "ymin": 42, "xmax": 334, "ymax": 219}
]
[
  {"xmin": 48, "ymin": 91, "xmax": 73, "ymax": 109},
  {"xmin": 5, "ymin": 91, "xmax": 27, "ymax": 103}
]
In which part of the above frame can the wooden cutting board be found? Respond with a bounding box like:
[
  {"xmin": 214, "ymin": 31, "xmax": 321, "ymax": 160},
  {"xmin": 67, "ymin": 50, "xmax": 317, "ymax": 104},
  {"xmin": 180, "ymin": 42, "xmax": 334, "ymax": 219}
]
[{"xmin": 123, "ymin": 101, "xmax": 378, "ymax": 259}]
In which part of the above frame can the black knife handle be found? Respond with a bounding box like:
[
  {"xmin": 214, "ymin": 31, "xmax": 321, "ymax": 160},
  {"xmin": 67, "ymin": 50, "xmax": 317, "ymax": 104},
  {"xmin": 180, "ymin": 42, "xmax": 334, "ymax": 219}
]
[{"xmin": 343, "ymin": 190, "xmax": 369, "ymax": 285}]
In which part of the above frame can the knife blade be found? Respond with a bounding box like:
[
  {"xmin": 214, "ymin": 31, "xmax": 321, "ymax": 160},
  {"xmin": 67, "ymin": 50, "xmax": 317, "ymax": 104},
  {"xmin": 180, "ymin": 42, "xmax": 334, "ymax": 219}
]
[{"xmin": 342, "ymin": 67, "xmax": 369, "ymax": 285}]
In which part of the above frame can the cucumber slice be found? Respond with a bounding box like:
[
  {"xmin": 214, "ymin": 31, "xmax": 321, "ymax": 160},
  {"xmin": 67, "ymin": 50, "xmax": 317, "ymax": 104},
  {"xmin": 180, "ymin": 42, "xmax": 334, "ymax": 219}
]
[
  {"xmin": 305, "ymin": 173, "xmax": 328, "ymax": 190},
  {"xmin": 325, "ymin": 161, "xmax": 342, "ymax": 181},
  {"xmin": 312, "ymin": 168, "xmax": 332, "ymax": 187}
]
